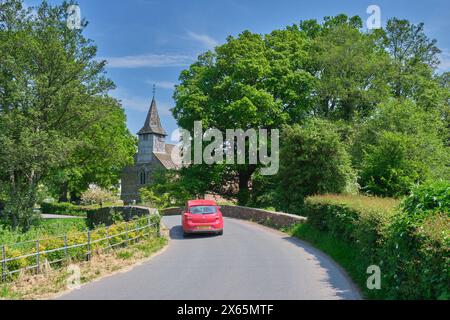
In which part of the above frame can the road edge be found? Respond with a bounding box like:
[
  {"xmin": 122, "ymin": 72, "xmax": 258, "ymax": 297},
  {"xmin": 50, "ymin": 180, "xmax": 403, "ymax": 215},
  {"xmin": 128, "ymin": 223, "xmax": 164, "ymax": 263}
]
[{"xmin": 227, "ymin": 217, "xmax": 363, "ymax": 300}]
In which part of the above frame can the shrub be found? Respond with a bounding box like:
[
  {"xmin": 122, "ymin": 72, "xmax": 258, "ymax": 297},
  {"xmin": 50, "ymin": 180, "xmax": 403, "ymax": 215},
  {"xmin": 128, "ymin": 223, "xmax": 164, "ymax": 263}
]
[
  {"xmin": 304, "ymin": 194, "xmax": 399, "ymax": 257},
  {"xmin": 140, "ymin": 189, "xmax": 171, "ymax": 209},
  {"xmin": 354, "ymin": 99, "xmax": 449, "ymax": 197},
  {"xmin": 80, "ymin": 185, "xmax": 118, "ymax": 206},
  {"xmin": 302, "ymin": 191, "xmax": 449, "ymax": 299},
  {"xmin": 40, "ymin": 202, "xmax": 88, "ymax": 217},
  {"xmin": 379, "ymin": 181, "xmax": 450, "ymax": 299},
  {"xmin": 360, "ymin": 132, "xmax": 424, "ymax": 196},
  {"xmin": 380, "ymin": 210, "xmax": 449, "ymax": 299},
  {"xmin": 277, "ymin": 120, "xmax": 357, "ymax": 213},
  {"xmin": 401, "ymin": 180, "xmax": 450, "ymax": 216},
  {"xmin": 0, "ymin": 215, "xmax": 157, "ymax": 280}
]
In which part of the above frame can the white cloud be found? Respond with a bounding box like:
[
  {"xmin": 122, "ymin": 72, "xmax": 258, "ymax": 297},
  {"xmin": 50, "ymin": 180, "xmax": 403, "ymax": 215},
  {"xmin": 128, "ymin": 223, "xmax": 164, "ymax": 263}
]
[
  {"xmin": 111, "ymin": 89, "xmax": 172, "ymax": 116},
  {"xmin": 438, "ymin": 50, "xmax": 450, "ymax": 72},
  {"xmin": 146, "ymin": 80, "xmax": 177, "ymax": 90},
  {"xmin": 187, "ymin": 31, "xmax": 219, "ymax": 50},
  {"xmin": 103, "ymin": 54, "xmax": 193, "ymax": 68}
]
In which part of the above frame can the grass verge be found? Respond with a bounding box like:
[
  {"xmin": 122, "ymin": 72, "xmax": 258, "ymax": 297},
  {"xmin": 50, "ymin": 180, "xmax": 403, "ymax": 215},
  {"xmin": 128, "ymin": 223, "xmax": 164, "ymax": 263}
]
[
  {"xmin": 0, "ymin": 235, "xmax": 167, "ymax": 300},
  {"xmin": 290, "ymin": 223, "xmax": 379, "ymax": 299},
  {"xmin": 0, "ymin": 218, "xmax": 87, "ymax": 245}
]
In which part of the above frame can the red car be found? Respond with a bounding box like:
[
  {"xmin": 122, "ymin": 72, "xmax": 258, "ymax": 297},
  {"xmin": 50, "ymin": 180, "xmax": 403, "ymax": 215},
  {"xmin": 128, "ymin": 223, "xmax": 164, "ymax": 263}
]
[{"xmin": 182, "ymin": 200, "xmax": 224, "ymax": 236}]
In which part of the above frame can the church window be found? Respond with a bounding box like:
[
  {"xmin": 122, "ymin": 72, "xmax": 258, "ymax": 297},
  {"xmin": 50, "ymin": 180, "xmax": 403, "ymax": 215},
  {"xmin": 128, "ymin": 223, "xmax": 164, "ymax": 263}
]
[{"xmin": 140, "ymin": 171, "xmax": 146, "ymax": 185}]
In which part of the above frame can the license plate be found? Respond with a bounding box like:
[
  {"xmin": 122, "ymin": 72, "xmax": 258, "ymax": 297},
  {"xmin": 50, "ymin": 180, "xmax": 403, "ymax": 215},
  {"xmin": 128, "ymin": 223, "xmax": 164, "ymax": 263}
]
[{"xmin": 197, "ymin": 226, "xmax": 211, "ymax": 230}]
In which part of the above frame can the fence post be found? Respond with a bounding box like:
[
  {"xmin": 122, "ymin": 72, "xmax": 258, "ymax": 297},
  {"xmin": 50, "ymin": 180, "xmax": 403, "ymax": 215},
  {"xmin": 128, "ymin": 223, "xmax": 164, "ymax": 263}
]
[
  {"xmin": 1, "ymin": 245, "xmax": 6, "ymax": 282},
  {"xmin": 106, "ymin": 226, "xmax": 110, "ymax": 250},
  {"xmin": 125, "ymin": 222, "xmax": 129, "ymax": 245},
  {"xmin": 36, "ymin": 240, "xmax": 40, "ymax": 274},
  {"xmin": 147, "ymin": 215, "xmax": 151, "ymax": 238},
  {"xmin": 157, "ymin": 217, "xmax": 161, "ymax": 238},
  {"xmin": 64, "ymin": 235, "xmax": 68, "ymax": 260},
  {"xmin": 87, "ymin": 230, "xmax": 91, "ymax": 261}
]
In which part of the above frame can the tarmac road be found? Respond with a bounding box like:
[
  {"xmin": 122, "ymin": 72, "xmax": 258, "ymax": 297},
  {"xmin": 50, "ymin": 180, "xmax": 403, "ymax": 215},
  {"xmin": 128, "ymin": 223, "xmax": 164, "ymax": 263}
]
[{"xmin": 59, "ymin": 215, "xmax": 361, "ymax": 300}]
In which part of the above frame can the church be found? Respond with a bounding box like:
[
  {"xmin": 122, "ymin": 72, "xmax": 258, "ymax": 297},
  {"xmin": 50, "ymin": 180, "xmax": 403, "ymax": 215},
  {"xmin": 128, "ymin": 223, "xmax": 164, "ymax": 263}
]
[{"xmin": 120, "ymin": 95, "xmax": 178, "ymax": 204}]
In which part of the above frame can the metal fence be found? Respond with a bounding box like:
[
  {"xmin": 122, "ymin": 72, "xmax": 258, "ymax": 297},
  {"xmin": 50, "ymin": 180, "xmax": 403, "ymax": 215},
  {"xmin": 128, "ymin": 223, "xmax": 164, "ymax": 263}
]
[{"xmin": 0, "ymin": 214, "xmax": 161, "ymax": 282}]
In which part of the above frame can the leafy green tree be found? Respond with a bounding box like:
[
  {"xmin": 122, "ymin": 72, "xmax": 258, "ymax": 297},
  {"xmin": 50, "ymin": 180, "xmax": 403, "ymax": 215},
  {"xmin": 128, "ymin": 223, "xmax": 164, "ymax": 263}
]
[
  {"xmin": 0, "ymin": 1, "xmax": 133, "ymax": 229},
  {"xmin": 277, "ymin": 119, "xmax": 356, "ymax": 213},
  {"xmin": 299, "ymin": 15, "xmax": 391, "ymax": 121},
  {"xmin": 46, "ymin": 97, "xmax": 136, "ymax": 202},
  {"xmin": 382, "ymin": 18, "xmax": 449, "ymax": 115},
  {"xmin": 139, "ymin": 166, "xmax": 228, "ymax": 207},
  {"xmin": 384, "ymin": 18, "xmax": 440, "ymax": 96},
  {"xmin": 173, "ymin": 29, "xmax": 313, "ymax": 204}
]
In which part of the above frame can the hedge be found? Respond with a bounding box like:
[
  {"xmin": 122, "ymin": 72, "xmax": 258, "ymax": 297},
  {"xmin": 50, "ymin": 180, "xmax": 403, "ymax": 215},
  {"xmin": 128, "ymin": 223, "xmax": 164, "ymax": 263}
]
[
  {"xmin": 40, "ymin": 202, "xmax": 89, "ymax": 217},
  {"xmin": 302, "ymin": 190, "xmax": 449, "ymax": 300}
]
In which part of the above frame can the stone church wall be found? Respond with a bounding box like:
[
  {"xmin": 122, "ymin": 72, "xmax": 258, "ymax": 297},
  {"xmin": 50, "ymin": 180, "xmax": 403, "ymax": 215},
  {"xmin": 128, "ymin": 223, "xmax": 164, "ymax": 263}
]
[{"xmin": 120, "ymin": 157, "xmax": 166, "ymax": 204}]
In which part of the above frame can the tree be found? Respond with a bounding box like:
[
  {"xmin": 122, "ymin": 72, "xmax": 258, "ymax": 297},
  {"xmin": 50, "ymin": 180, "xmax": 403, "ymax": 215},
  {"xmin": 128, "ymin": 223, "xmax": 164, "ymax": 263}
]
[
  {"xmin": 305, "ymin": 15, "xmax": 391, "ymax": 121},
  {"xmin": 173, "ymin": 29, "xmax": 314, "ymax": 204},
  {"xmin": 276, "ymin": 119, "xmax": 356, "ymax": 213},
  {"xmin": 383, "ymin": 18, "xmax": 447, "ymax": 109},
  {"xmin": 46, "ymin": 97, "xmax": 136, "ymax": 203},
  {"xmin": 0, "ymin": 1, "xmax": 133, "ymax": 229}
]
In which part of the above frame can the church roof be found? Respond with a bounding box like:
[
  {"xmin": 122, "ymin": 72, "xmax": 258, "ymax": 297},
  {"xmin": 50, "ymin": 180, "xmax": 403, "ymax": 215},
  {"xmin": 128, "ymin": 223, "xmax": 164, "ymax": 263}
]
[
  {"xmin": 154, "ymin": 144, "xmax": 180, "ymax": 170},
  {"xmin": 137, "ymin": 97, "xmax": 167, "ymax": 136}
]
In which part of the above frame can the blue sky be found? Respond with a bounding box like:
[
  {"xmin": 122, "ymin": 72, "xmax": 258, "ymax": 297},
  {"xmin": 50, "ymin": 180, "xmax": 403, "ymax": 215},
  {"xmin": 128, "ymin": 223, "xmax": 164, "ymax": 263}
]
[{"xmin": 27, "ymin": 0, "xmax": 450, "ymax": 142}]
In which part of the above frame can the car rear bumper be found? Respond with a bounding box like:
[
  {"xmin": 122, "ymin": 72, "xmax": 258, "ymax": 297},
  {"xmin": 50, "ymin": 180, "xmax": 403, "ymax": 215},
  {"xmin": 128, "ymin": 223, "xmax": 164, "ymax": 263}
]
[
  {"xmin": 184, "ymin": 229, "xmax": 223, "ymax": 234},
  {"xmin": 183, "ymin": 219, "xmax": 223, "ymax": 234}
]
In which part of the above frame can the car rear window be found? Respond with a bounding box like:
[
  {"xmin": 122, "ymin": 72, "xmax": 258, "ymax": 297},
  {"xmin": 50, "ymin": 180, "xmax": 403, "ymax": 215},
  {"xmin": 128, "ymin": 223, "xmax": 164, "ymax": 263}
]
[{"xmin": 189, "ymin": 206, "xmax": 217, "ymax": 214}]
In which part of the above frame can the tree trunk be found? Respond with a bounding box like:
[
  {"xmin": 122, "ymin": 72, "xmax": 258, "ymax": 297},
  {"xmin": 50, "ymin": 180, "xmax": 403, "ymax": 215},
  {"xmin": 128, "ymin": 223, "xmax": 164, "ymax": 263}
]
[
  {"xmin": 6, "ymin": 173, "xmax": 40, "ymax": 231},
  {"xmin": 237, "ymin": 166, "xmax": 256, "ymax": 206},
  {"xmin": 58, "ymin": 182, "xmax": 69, "ymax": 203},
  {"xmin": 70, "ymin": 191, "xmax": 81, "ymax": 204}
]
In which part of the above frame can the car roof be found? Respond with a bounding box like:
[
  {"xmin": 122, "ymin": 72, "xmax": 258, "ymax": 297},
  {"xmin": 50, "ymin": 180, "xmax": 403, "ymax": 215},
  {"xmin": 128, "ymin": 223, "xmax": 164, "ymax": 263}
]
[{"xmin": 188, "ymin": 199, "xmax": 217, "ymax": 207}]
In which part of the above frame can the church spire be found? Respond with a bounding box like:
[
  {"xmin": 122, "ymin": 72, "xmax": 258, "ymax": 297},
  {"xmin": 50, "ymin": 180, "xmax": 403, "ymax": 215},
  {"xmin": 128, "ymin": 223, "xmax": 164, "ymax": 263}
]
[{"xmin": 137, "ymin": 89, "xmax": 167, "ymax": 136}]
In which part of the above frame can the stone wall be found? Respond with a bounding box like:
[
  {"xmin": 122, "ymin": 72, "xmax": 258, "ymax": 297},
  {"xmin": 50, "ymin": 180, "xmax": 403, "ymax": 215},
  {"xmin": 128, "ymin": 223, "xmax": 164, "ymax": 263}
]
[
  {"xmin": 161, "ymin": 207, "xmax": 183, "ymax": 216},
  {"xmin": 120, "ymin": 157, "xmax": 165, "ymax": 205},
  {"xmin": 87, "ymin": 206, "xmax": 159, "ymax": 228},
  {"xmin": 161, "ymin": 205, "xmax": 306, "ymax": 229}
]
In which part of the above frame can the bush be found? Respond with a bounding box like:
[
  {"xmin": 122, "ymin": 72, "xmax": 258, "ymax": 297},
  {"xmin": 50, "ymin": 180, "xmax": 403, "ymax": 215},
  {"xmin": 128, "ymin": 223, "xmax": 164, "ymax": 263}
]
[
  {"xmin": 360, "ymin": 132, "xmax": 424, "ymax": 196},
  {"xmin": 381, "ymin": 210, "xmax": 449, "ymax": 299},
  {"xmin": 304, "ymin": 194, "xmax": 399, "ymax": 257},
  {"xmin": 80, "ymin": 185, "xmax": 118, "ymax": 206},
  {"xmin": 40, "ymin": 202, "xmax": 88, "ymax": 217},
  {"xmin": 0, "ymin": 215, "xmax": 158, "ymax": 281},
  {"xmin": 140, "ymin": 189, "xmax": 171, "ymax": 209},
  {"xmin": 380, "ymin": 181, "xmax": 450, "ymax": 299},
  {"xmin": 277, "ymin": 120, "xmax": 357, "ymax": 213},
  {"xmin": 301, "ymin": 191, "xmax": 449, "ymax": 299},
  {"xmin": 354, "ymin": 99, "xmax": 449, "ymax": 197},
  {"xmin": 401, "ymin": 180, "xmax": 450, "ymax": 216}
]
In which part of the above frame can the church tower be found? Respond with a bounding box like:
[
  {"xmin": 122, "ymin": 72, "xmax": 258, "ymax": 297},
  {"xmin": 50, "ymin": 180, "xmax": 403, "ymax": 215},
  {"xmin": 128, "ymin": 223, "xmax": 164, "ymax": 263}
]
[
  {"xmin": 136, "ymin": 93, "xmax": 167, "ymax": 163},
  {"xmin": 120, "ymin": 87, "xmax": 177, "ymax": 204}
]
